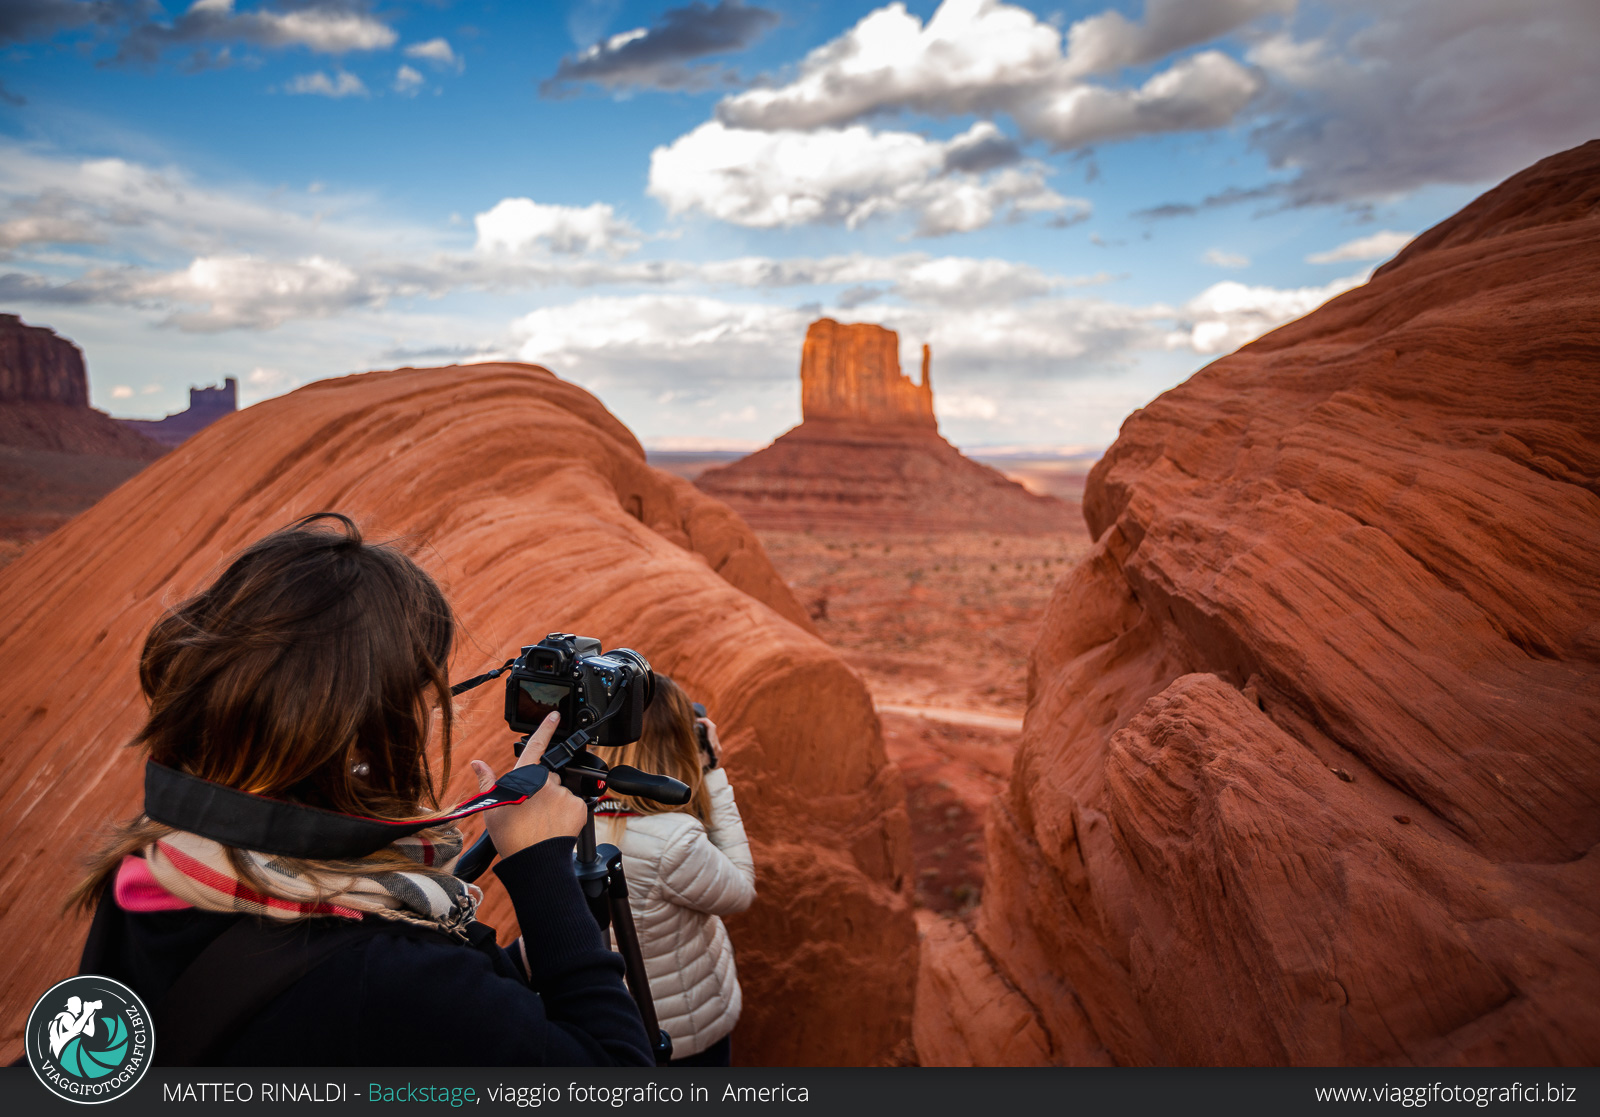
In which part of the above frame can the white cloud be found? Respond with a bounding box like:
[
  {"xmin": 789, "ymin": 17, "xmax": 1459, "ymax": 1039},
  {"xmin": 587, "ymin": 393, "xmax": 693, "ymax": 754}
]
[
  {"xmin": 692, "ymin": 252, "xmax": 1087, "ymax": 307},
  {"xmin": 1013, "ymin": 49, "xmax": 1260, "ymax": 150},
  {"xmin": 246, "ymin": 366, "xmax": 300, "ymax": 389},
  {"xmin": 717, "ymin": 0, "xmax": 1063, "ymax": 130},
  {"xmin": 890, "ymin": 256, "xmax": 1059, "ymax": 305},
  {"xmin": 245, "ymin": 2, "xmax": 395, "ymax": 53},
  {"xmin": 393, "ymin": 65, "xmax": 424, "ymax": 95},
  {"xmin": 510, "ymin": 296, "xmax": 813, "ymax": 393},
  {"xmin": 117, "ymin": 0, "xmax": 399, "ymax": 63},
  {"xmin": 715, "ymin": 0, "xmax": 1284, "ymax": 147},
  {"xmin": 1178, "ymin": 271, "xmax": 1367, "ymax": 354},
  {"xmin": 541, "ymin": 2, "xmax": 778, "ymax": 94},
  {"xmin": 146, "ymin": 254, "xmax": 375, "ymax": 331},
  {"xmin": 0, "ymin": 143, "xmax": 425, "ymax": 267},
  {"xmin": 937, "ymin": 392, "xmax": 999, "ymax": 420},
  {"xmin": 404, "ymin": 38, "xmax": 461, "ymax": 70},
  {"xmin": 1306, "ymin": 230, "xmax": 1414, "ymax": 264},
  {"xmin": 0, "ymin": 212, "xmax": 104, "ymax": 253},
  {"xmin": 1062, "ymin": 0, "xmax": 1294, "ymax": 75},
  {"xmin": 284, "ymin": 70, "xmax": 368, "ymax": 99},
  {"xmin": 504, "ymin": 291, "xmax": 1179, "ymax": 416},
  {"xmin": 1204, "ymin": 248, "xmax": 1249, "ymax": 268},
  {"xmin": 111, "ymin": 384, "xmax": 133, "ymax": 399},
  {"xmin": 648, "ymin": 120, "xmax": 1084, "ymax": 235},
  {"xmin": 473, "ymin": 199, "xmax": 643, "ymax": 257},
  {"xmin": 1247, "ymin": 0, "xmax": 1600, "ymax": 203},
  {"xmin": 0, "ymin": 136, "xmax": 1373, "ymax": 404}
]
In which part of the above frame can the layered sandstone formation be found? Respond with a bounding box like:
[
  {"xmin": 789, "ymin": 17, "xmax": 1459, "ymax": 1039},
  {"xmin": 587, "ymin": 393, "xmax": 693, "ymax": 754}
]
[
  {"xmin": 0, "ymin": 314, "xmax": 163, "ymax": 457},
  {"xmin": 0, "ymin": 315, "xmax": 165, "ymax": 567},
  {"xmin": 0, "ymin": 314, "xmax": 88, "ymax": 406},
  {"xmin": 801, "ymin": 319, "xmax": 935, "ymax": 427},
  {"xmin": 0, "ymin": 363, "xmax": 916, "ymax": 1066},
  {"xmin": 916, "ymin": 141, "xmax": 1600, "ymax": 1064},
  {"xmin": 698, "ymin": 320, "xmax": 1074, "ymax": 534}
]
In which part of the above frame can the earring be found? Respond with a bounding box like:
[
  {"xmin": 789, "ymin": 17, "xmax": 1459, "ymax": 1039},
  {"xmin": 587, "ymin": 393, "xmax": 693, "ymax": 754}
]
[{"xmin": 351, "ymin": 761, "xmax": 371, "ymax": 778}]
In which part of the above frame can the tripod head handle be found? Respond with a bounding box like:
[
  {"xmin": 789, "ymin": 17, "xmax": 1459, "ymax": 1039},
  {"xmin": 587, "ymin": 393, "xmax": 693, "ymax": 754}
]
[
  {"xmin": 602, "ymin": 765, "xmax": 691, "ymax": 805},
  {"xmin": 453, "ymin": 747, "xmax": 691, "ymax": 883}
]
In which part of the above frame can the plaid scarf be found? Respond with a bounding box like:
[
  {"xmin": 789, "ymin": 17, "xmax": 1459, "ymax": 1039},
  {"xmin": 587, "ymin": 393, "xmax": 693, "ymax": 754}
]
[{"xmin": 144, "ymin": 827, "xmax": 480, "ymax": 937}]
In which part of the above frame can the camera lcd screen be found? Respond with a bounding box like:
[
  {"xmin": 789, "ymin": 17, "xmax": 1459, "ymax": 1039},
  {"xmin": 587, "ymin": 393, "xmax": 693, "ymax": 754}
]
[{"xmin": 515, "ymin": 679, "xmax": 571, "ymax": 727}]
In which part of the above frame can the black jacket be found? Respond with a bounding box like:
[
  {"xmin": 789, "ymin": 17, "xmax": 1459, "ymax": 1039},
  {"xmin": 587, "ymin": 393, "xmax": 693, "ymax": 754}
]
[{"xmin": 80, "ymin": 837, "xmax": 654, "ymax": 1066}]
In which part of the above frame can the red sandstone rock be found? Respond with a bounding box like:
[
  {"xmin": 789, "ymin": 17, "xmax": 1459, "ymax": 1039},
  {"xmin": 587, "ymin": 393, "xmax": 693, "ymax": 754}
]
[
  {"xmin": 801, "ymin": 318, "xmax": 935, "ymax": 428},
  {"xmin": 0, "ymin": 314, "xmax": 88, "ymax": 407},
  {"xmin": 0, "ymin": 314, "xmax": 163, "ymax": 457},
  {"xmin": 0, "ymin": 362, "xmax": 916, "ymax": 1066},
  {"xmin": 699, "ymin": 322, "xmax": 1074, "ymax": 534},
  {"xmin": 0, "ymin": 315, "xmax": 164, "ymax": 459},
  {"xmin": 916, "ymin": 141, "xmax": 1600, "ymax": 1065}
]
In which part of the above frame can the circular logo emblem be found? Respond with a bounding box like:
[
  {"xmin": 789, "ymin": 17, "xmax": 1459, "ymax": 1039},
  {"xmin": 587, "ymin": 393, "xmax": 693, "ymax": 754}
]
[{"xmin": 25, "ymin": 975, "xmax": 154, "ymax": 1104}]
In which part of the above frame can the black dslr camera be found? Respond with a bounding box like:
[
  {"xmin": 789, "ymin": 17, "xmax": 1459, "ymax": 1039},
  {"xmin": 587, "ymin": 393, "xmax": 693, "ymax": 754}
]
[
  {"xmin": 504, "ymin": 633, "xmax": 655, "ymax": 747},
  {"xmin": 455, "ymin": 632, "xmax": 683, "ymax": 1063}
]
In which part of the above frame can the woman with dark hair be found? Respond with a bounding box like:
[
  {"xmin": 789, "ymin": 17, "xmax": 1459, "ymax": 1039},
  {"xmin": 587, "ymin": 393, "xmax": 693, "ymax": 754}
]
[
  {"xmin": 595, "ymin": 676, "xmax": 755, "ymax": 1067},
  {"xmin": 72, "ymin": 513, "xmax": 652, "ymax": 1066}
]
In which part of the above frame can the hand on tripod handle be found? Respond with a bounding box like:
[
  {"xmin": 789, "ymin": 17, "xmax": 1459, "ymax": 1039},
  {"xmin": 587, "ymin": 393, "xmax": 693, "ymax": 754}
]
[{"xmin": 468, "ymin": 712, "xmax": 586, "ymax": 857}]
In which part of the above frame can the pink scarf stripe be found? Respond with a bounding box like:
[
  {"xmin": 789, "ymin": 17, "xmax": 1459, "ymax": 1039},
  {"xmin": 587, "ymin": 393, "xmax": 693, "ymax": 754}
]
[{"xmin": 114, "ymin": 855, "xmax": 192, "ymax": 912}]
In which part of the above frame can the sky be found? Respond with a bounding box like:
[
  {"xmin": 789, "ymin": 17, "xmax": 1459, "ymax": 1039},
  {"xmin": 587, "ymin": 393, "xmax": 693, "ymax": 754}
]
[{"xmin": 1, "ymin": 1, "xmax": 1596, "ymax": 452}]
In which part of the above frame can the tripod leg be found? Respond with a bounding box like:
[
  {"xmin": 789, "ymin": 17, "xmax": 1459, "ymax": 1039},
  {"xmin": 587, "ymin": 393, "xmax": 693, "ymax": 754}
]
[{"xmin": 601, "ymin": 847, "xmax": 673, "ymax": 1065}]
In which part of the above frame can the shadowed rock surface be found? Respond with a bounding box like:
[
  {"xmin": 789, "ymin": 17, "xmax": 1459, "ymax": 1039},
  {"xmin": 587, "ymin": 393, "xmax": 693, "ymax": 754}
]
[
  {"xmin": 0, "ymin": 313, "xmax": 162, "ymax": 459},
  {"xmin": 915, "ymin": 141, "xmax": 1600, "ymax": 1065},
  {"xmin": 0, "ymin": 314, "xmax": 88, "ymax": 407},
  {"xmin": 699, "ymin": 320, "xmax": 1074, "ymax": 534},
  {"xmin": 0, "ymin": 315, "xmax": 166, "ymax": 567},
  {"xmin": 0, "ymin": 362, "xmax": 916, "ymax": 1066}
]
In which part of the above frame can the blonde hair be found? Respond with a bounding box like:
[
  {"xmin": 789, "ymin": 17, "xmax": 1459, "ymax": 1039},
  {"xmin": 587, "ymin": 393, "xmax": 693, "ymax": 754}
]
[{"xmin": 602, "ymin": 676, "xmax": 712, "ymax": 826}]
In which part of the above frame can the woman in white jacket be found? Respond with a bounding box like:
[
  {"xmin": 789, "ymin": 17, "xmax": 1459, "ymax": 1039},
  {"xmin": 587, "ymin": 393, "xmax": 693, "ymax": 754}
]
[{"xmin": 596, "ymin": 676, "xmax": 755, "ymax": 1066}]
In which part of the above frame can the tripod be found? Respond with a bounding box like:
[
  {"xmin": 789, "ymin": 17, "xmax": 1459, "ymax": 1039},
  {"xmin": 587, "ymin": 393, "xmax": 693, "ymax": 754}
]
[{"xmin": 455, "ymin": 734, "xmax": 689, "ymax": 1065}]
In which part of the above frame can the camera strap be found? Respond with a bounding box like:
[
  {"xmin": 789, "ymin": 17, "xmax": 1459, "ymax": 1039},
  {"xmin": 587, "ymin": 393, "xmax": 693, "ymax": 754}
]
[{"xmin": 143, "ymin": 761, "xmax": 553, "ymax": 860}]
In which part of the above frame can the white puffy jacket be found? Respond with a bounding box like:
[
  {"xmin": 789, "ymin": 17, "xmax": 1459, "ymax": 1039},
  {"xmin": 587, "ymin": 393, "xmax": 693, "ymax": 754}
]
[{"xmin": 597, "ymin": 767, "xmax": 756, "ymax": 1058}]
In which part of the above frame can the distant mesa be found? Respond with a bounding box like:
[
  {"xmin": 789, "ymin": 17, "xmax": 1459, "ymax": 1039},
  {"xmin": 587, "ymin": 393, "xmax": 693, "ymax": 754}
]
[
  {"xmin": 0, "ymin": 313, "xmax": 167, "ymax": 567},
  {"xmin": 119, "ymin": 378, "xmax": 238, "ymax": 448},
  {"xmin": 0, "ymin": 313, "xmax": 167, "ymax": 459},
  {"xmin": 697, "ymin": 319, "xmax": 1077, "ymax": 534},
  {"xmin": 0, "ymin": 312, "xmax": 88, "ymax": 407}
]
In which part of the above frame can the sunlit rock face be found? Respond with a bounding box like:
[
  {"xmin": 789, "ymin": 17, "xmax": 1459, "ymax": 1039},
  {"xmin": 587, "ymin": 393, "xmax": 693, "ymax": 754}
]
[
  {"xmin": 799, "ymin": 318, "xmax": 936, "ymax": 428},
  {"xmin": 915, "ymin": 140, "xmax": 1600, "ymax": 1066},
  {"xmin": 0, "ymin": 362, "xmax": 917, "ymax": 1067},
  {"xmin": 698, "ymin": 319, "xmax": 1075, "ymax": 534}
]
